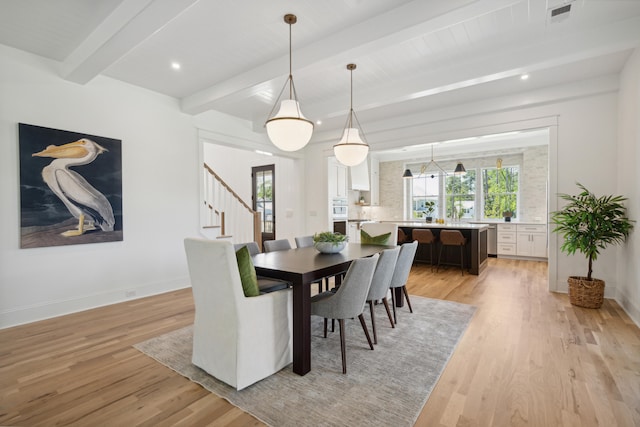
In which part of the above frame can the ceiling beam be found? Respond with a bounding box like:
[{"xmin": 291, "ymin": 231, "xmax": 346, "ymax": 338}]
[
  {"xmin": 180, "ymin": 0, "xmax": 519, "ymax": 115},
  {"xmin": 61, "ymin": 0, "xmax": 199, "ymax": 84}
]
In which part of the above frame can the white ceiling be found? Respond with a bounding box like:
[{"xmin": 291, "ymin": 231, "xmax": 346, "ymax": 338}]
[{"xmin": 2, "ymin": 0, "xmax": 640, "ymax": 157}]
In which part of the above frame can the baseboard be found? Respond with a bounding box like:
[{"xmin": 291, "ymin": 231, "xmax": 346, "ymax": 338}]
[
  {"xmin": 615, "ymin": 290, "xmax": 640, "ymax": 328},
  {"xmin": 0, "ymin": 278, "xmax": 191, "ymax": 330}
]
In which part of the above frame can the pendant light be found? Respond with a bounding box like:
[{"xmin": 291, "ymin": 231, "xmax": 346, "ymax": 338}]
[
  {"xmin": 265, "ymin": 14, "xmax": 313, "ymax": 152},
  {"xmin": 334, "ymin": 63, "xmax": 369, "ymax": 166},
  {"xmin": 402, "ymin": 144, "xmax": 448, "ymax": 178},
  {"xmin": 454, "ymin": 162, "xmax": 466, "ymax": 175}
]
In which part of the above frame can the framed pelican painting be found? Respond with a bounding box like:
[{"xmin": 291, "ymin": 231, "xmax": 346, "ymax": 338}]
[{"xmin": 19, "ymin": 123, "xmax": 123, "ymax": 249}]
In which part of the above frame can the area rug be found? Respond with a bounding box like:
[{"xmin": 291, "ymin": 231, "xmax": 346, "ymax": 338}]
[{"xmin": 134, "ymin": 296, "xmax": 475, "ymax": 426}]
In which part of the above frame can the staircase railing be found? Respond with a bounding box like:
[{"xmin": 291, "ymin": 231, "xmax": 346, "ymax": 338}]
[{"xmin": 203, "ymin": 163, "xmax": 261, "ymax": 247}]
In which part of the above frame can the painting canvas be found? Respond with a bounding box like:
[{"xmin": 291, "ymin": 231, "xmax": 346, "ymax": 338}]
[{"xmin": 19, "ymin": 123, "xmax": 123, "ymax": 249}]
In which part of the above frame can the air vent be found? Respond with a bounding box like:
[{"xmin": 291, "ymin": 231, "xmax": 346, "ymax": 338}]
[
  {"xmin": 551, "ymin": 4, "xmax": 571, "ymax": 17},
  {"xmin": 547, "ymin": 1, "xmax": 575, "ymax": 24}
]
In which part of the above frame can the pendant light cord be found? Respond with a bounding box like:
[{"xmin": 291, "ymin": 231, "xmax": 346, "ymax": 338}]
[
  {"xmin": 348, "ymin": 67, "xmax": 353, "ymax": 128},
  {"xmin": 288, "ymin": 21, "xmax": 293, "ymax": 99}
]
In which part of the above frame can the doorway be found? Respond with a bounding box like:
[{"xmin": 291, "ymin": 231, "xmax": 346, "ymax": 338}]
[{"xmin": 252, "ymin": 165, "xmax": 275, "ymax": 245}]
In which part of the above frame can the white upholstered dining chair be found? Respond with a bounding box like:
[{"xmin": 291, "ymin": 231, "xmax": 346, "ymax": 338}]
[
  {"xmin": 360, "ymin": 222, "xmax": 398, "ymax": 245},
  {"xmin": 184, "ymin": 238, "xmax": 293, "ymax": 390}
]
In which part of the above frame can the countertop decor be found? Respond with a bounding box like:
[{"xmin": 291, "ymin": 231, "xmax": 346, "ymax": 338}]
[{"xmin": 312, "ymin": 231, "xmax": 348, "ymax": 253}]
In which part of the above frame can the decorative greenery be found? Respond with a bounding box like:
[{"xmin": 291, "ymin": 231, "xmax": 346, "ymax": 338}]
[
  {"xmin": 313, "ymin": 231, "xmax": 348, "ymax": 246},
  {"xmin": 424, "ymin": 200, "xmax": 436, "ymax": 216},
  {"xmin": 551, "ymin": 183, "xmax": 634, "ymax": 281}
]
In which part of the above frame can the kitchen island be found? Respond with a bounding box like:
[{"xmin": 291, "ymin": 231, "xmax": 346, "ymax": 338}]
[{"xmin": 383, "ymin": 221, "xmax": 490, "ymax": 275}]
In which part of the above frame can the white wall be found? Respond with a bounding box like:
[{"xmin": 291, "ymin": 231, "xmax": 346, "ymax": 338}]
[
  {"xmin": 0, "ymin": 47, "xmax": 200, "ymax": 328},
  {"xmin": 617, "ymin": 48, "xmax": 640, "ymax": 325}
]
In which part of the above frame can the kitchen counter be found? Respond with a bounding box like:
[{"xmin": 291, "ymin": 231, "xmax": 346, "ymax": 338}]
[
  {"xmin": 382, "ymin": 221, "xmax": 489, "ymax": 275},
  {"xmin": 388, "ymin": 221, "xmax": 490, "ymax": 230},
  {"xmin": 468, "ymin": 220, "xmax": 546, "ymax": 225}
]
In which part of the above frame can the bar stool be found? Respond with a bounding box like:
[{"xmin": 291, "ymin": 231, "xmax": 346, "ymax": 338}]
[
  {"xmin": 412, "ymin": 229, "xmax": 437, "ymax": 269},
  {"xmin": 437, "ymin": 230, "xmax": 467, "ymax": 275},
  {"xmin": 397, "ymin": 228, "xmax": 409, "ymax": 245}
]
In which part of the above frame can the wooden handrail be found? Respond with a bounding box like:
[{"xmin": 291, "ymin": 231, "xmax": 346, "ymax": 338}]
[{"xmin": 204, "ymin": 163, "xmax": 255, "ymax": 213}]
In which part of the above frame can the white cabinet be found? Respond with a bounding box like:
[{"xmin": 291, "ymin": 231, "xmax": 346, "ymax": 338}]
[
  {"xmin": 497, "ymin": 223, "xmax": 517, "ymax": 256},
  {"xmin": 498, "ymin": 223, "xmax": 547, "ymax": 258},
  {"xmin": 516, "ymin": 224, "xmax": 547, "ymax": 258},
  {"xmin": 328, "ymin": 158, "xmax": 348, "ymax": 199},
  {"xmin": 348, "ymin": 222, "xmax": 361, "ymax": 243},
  {"xmin": 350, "ymin": 160, "xmax": 369, "ymax": 191}
]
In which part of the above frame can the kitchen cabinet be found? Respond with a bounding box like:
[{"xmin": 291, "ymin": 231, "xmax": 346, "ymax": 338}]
[
  {"xmin": 328, "ymin": 159, "xmax": 348, "ymax": 199},
  {"xmin": 497, "ymin": 223, "xmax": 517, "ymax": 256},
  {"xmin": 348, "ymin": 222, "xmax": 361, "ymax": 243},
  {"xmin": 516, "ymin": 224, "xmax": 547, "ymax": 258},
  {"xmin": 497, "ymin": 223, "xmax": 547, "ymax": 259},
  {"xmin": 350, "ymin": 159, "xmax": 369, "ymax": 191}
]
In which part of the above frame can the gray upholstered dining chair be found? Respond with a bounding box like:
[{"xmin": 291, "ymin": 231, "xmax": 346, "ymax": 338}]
[
  {"xmin": 234, "ymin": 241, "xmax": 289, "ymax": 293},
  {"xmin": 310, "ymin": 254, "xmax": 379, "ymax": 374},
  {"xmin": 389, "ymin": 240, "xmax": 418, "ymax": 324},
  {"xmin": 233, "ymin": 241, "xmax": 260, "ymax": 256},
  {"xmin": 264, "ymin": 239, "xmax": 292, "ymax": 253},
  {"xmin": 366, "ymin": 246, "xmax": 400, "ymax": 344},
  {"xmin": 295, "ymin": 235, "xmax": 333, "ymax": 292},
  {"xmin": 294, "ymin": 235, "xmax": 314, "ymax": 248}
]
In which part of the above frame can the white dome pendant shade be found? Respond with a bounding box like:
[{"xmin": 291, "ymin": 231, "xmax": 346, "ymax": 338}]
[
  {"xmin": 266, "ymin": 99, "xmax": 314, "ymax": 152},
  {"xmin": 265, "ymin": 14, "xmax": 314, "ymax": 152},
  {"xmin": 334, "ymin": 128, "xmax": 369, "ymax": 166},
  {"xmin": 334, "ymin": 64, "xmax": 370, "ymax": 166}
]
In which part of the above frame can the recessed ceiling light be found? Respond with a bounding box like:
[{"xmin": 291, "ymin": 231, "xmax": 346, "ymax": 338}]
[
  {"xmin": 171, "ymin": 62, "xmax": 181, "ymax": 70},
  {"xmin": 520, "ymin": 74, "xmax": 529, "ymax": 80},
  {"xmin": 316, "ymin": 120, "xmax": 322, "ymax": 125}
]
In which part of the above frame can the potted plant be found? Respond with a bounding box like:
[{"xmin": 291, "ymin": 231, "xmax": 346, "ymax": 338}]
[
  {"xmin": 313, "ymin": 231, "xmax": 348, "ymax": 254},
  {"xmin": 424, "ymin": 200, "xmax": 436, "ymax": 223},
  {"xmin": 551, "ymin": 183, "xmax": 634, "ymax": 308}
]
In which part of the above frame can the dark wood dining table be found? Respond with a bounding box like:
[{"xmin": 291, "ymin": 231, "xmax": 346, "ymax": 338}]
[{"xmin": 252, "ymin": 243, "xmax": 392, "ymax": 376}]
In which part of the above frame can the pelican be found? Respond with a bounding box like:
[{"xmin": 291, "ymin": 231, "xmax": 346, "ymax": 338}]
[{"xmin": 32, "ymin": 138, "xmax": 115, "ymax": 237}]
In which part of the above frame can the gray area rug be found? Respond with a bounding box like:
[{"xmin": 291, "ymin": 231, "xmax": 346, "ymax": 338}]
[{"xmin": 134, "ymin": 296, "xmax": 475, "ymax": 427}]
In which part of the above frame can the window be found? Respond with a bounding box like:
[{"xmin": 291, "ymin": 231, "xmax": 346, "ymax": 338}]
[
  {"xmin": 445, "ymin": 170, "xmax": 476, "ymax": 220},
  {"xmin": 405, "ymin": 164, "xmax": 519, "ymax": 221},
  {"xmin": 481, "ymin": 166, "xmax": 519, "ymax": 219},
  {"xmin": 410, "ymin": 173, "xmax": 440, "ymax": 219}
]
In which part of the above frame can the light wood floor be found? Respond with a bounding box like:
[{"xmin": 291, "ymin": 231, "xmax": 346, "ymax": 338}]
[{"xmin": 1, "ymin": 258, "xmax": 639, "ymax": 426}]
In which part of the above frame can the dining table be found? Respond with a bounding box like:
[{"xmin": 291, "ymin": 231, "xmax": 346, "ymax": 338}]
[{"xmin": 252, "ymin": 243, "xmax": 393, "ymax": 376}]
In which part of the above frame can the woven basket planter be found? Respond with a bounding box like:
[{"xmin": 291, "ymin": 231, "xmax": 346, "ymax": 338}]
[{"xmin": 568, "ymin": 276, "xmax": 605, "ymax": 309}]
